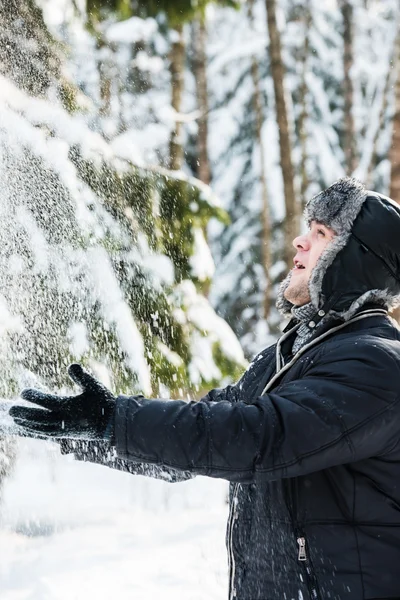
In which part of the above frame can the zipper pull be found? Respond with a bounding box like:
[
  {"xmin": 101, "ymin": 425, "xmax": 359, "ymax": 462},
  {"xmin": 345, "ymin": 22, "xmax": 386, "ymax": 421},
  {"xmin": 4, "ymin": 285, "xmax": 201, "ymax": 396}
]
[{"xmin": 297, "ymin": 537, "xmax": 307, "ymax": 561}]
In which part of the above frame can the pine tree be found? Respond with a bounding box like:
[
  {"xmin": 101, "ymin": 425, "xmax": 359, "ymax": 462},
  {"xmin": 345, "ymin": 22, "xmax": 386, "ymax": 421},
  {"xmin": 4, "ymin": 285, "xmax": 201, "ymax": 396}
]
[
  {"xmin": 208, "ymin": 0, "xmax": 398, "ymax": 353},
  {"xmin": 206, "ymin": 1, "xmax": 280, "ymax": 355},
  {"xmin": 141, "ymin": 0, "xmax": 196, "ymax": 170},
  {"xmin": 265, "ymin": 0, "xmax": 299, "ymax": 268},
  {"xmin": 143, "ymin": 0, "xmax": 237, "ymax": 170},
  {"xmin": 0, "ymin": 0, "xmax": 246, "ymax": 403}
]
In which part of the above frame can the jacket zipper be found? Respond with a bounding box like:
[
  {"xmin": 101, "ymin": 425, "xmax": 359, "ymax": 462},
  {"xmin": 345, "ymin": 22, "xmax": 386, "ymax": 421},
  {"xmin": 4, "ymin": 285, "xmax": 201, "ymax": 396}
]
[
  {"xmin": 297, "ymin": 536, "xmax": 307, "ymax": 561},
  {"xmin": 228, "ymin": 483, "xmax": 239, "ymax": 599},
  {"xmin": 285, "ymin": 477, "xmax": 320, "ymax": 600},
  {"xmin": 296, "ymin": 533, "xmax": 319, "ymax": 599}
]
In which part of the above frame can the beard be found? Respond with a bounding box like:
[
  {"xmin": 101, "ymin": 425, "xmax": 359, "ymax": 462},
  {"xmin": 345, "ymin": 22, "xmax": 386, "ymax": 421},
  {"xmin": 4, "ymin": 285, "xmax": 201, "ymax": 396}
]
[
  {"xmin": 284, "ymin": 273, "xmax": 311, "ymax": 306},
  {"xmin": 276, "ymin": 271, "xmax": 311, "ymax": 314}
]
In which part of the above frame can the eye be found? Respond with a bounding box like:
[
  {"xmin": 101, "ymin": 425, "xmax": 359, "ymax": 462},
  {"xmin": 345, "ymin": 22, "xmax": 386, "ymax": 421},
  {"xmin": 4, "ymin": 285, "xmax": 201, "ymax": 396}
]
[{"xmin": 317, "ymin": 228, "xmax": 326, "ymax": 237}]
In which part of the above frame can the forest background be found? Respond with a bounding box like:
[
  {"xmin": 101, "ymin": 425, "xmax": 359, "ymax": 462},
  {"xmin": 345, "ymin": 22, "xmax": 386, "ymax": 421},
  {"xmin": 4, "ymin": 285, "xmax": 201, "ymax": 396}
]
[
  {"xmin": 1, "ymin": 0, "xmax": 399, "ymax": 394},
  {"xmin": 1, "ymin": 0, "xmax": 400, "ymax": 498},
  {"xmin": 0, "ymin": 0, "xmax": 400, "ymax": 596},
  {"xmin": 0, "ymin": 0, "xmax": 399, "ymax": 487}
]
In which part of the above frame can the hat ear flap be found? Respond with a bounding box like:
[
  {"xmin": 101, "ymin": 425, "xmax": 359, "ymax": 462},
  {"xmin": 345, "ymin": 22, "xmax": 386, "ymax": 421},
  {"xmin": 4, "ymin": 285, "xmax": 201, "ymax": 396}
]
[
  {"xmin": 276, "ymin": 272, "xmax": 295, "ymax": 316},
  {"xmin": 308, "ymin": 233, "xmax": 350, "ymax": 309}
]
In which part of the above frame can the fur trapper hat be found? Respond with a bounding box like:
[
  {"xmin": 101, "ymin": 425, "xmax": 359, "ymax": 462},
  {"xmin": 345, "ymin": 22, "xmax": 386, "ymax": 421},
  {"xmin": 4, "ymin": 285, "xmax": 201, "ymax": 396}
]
[{"xmin": 277, "ymin": 177, "xmax": 400, "ymax": 323}]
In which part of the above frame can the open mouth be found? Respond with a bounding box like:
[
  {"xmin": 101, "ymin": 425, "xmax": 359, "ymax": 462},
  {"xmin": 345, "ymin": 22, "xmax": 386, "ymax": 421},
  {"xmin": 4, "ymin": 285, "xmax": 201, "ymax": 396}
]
[{"xmin": 293, "ymin": 260, "xmax": 306, "ymax": 270}]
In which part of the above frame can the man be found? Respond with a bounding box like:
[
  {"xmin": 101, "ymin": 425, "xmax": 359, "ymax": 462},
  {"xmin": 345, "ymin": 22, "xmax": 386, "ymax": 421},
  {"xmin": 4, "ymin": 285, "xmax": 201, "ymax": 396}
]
[{"xmin": 10, "ymin": 177, "xmax": 400, "ymax": 599}]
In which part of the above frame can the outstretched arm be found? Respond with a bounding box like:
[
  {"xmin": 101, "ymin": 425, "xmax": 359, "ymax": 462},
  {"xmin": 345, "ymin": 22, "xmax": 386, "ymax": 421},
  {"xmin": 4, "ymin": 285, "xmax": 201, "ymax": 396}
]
[
  {"xmin": 59, "ymin": 439, "xmax": 194, "ymax": 483},
  {"xmin": 9, "ymin": 364, "xmax": 193, "ymax": 481},
  {"xmin": 111, "ymin": 341, "xmax": 400, "ymax": 482},
  {"xmin": 12, "ymin": 342, "xmax": 397, "ymax": 485}
]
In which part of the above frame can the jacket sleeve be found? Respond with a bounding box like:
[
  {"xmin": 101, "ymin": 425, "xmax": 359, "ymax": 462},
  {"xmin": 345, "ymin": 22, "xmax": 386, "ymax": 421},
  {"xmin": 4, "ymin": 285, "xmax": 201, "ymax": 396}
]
[
  {"xmin": 114, "ymin": 341, "xmax": 400, "ymax": 483},
  {"xmin": 58, "ymin": 382, "xmax": 245, "ymax": 481},
  {"xmin": 59, "ymin": 439, "xmax": 194, "ymax": 483}
]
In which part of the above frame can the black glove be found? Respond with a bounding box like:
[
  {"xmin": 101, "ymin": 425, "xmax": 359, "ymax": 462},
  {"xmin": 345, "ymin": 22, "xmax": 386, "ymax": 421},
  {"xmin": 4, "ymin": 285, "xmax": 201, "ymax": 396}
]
[{"xmin": 9, "ymin": 364, "xmax": 116, "ymax": 441}]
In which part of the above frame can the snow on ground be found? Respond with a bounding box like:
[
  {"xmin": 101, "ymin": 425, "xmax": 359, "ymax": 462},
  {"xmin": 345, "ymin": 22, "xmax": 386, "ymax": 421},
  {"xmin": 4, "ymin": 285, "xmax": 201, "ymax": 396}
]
[{"xmin": 0, "ymin": 440, "xmax": 229, "ymax": 600}]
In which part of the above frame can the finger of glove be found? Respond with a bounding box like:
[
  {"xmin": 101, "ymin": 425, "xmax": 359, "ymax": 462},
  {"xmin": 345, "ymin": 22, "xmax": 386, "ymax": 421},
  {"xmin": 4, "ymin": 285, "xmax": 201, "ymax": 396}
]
[
  {"xmin": 68, "ymin": 363, "xmax": 111, "ymax": 396},
  {"xmin": 13, "ymin": 417, "xmax": 67, "ymax": 437},
  {"xmin": 20, "ymin": 389, "xmax": 69, "ymax": 410},
  {"xmin": 12, "ymin": 425, "xmax": 54, "ymax": 442},
  {"xmin": 9, "ymin": 405, "xmax": 60, "ymax": 423},
  {"xmin": 14, "ymin": 419, "xmax": 95, "ymax": 441}
]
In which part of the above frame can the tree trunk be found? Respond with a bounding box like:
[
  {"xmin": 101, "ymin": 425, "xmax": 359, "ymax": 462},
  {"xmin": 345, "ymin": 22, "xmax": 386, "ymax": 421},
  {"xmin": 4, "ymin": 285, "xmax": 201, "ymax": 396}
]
[
  {"xmin": 248, "ymin": 0, "xmax": 271, "ymax": 319},
  {"xmin": 390, "ymin": 26, "xmax": 400, "ymax": 202},
  {"xmin": 98, "ymin": 38, "xmax": 113, "ymax": 117},
  {"xmin": 365, "ymin": 42, "xmax": 395, "ymax": 187},
  {"xmin": 193, "ymin": 17, "xmax": 211, "ymax": 185},
  {"xmin": 341, "ymin": 0, "xmax": 357, "ymax": 175},
  {"xmin": 169, "ymin": 24, "xmax": 185, "ymax": 170},
  {"xmin": 86, "ymin": 6, "xmax": 113, "ymax": 118},
  {"xmin": 388, "ymin": 24, "xmax": 400, "ymax": 323},
  {"xmin": 298, "ymin": 1, "xmax": 311, "ymax": 210},
  {"xmin": 265, "ymin": 0, "xmax": 298, "ymax": 268}
]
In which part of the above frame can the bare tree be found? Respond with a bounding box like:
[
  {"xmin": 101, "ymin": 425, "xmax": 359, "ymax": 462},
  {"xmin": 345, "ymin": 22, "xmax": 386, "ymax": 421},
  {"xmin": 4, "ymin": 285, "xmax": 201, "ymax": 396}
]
[
  {"xmin": 169, "ymin": 24, "xmax": 186, "ymax": 170},
  {"xmin": 386, "ymin": 23, "xmax": 400, "ymax": 323},
  {"xmin": 365, "ymin": 46, "xmax": 396, "ymax": 187},
  {"xmin": 390, "ymin": 25, "xmax": 400, "ymax": 202},
  {"xmin": 98, "ymin": 40, "xmax": 115, "ymax": 117},
  {"xmin": 248, "ymin": 0, "xmax": 272, "ymax": 318},
  {"xmin": 297, "ymin": 0, "xmax": 311, "ymax": 210},
  {"xmin": 86, "ymin": 2, "xmax": 115, "ymax": 118},
  {"xmin": 340, "ymin": 0, "xmax": 357, "ymax": 174},
  {"xmin": 265, "ymin": 0, "xmax": 299, "ymax": 267},
  {"xmin": 193, "ymin": 17, "xmax": 211, "ymax": 184}
]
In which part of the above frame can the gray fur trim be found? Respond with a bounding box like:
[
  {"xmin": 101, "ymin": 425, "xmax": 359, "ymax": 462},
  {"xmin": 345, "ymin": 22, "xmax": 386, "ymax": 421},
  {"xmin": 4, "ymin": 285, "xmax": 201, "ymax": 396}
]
[
  {"xmin": 306, "ymin": 178, "xmax": 368, "ymax": 309},
  {"xmin": 308, "ymin": 233, "xmax": 348, "ymax": 308},
  {"xmin": 305, "ymin": 177, "xmax": 367, "ymax": 235},
  {"xmin": 276, "ymin": 178, "xmax": 393, "ymax": 319},
  {"xmin": 276, "ymin": 271, "xmax": 293, "ymax": 315},
  {"xmin": 331, "ymin": 289, "xmax": 400, "ymax": 321}
]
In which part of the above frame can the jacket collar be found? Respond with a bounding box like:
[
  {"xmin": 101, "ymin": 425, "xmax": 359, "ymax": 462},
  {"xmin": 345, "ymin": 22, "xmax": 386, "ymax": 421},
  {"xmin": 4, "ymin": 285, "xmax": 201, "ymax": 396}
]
[{"xmin": 272, "ymin": 305, "xmax": 388, "ymax": 382}]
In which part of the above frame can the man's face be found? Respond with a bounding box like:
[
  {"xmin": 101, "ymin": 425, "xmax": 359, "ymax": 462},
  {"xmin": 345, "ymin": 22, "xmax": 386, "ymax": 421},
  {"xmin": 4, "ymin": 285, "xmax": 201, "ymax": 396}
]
[{"xmin": 284, "ymin": 221, "xmax": 336, "ymax": 306}]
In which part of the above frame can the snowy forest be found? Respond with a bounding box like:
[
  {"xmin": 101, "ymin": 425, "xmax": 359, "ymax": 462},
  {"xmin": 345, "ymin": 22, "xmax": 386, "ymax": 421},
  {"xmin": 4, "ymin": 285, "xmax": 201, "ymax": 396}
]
[{"xmin": 1, "ymin": 0, "xmax": 400, "ymax": 597}]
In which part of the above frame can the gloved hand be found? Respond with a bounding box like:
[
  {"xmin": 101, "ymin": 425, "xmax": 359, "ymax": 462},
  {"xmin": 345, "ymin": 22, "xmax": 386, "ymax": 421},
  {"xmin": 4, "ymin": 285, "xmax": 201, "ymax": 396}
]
[{"xmin": 9, "ymin": 364, "xmax": 116, "ymax": 441}]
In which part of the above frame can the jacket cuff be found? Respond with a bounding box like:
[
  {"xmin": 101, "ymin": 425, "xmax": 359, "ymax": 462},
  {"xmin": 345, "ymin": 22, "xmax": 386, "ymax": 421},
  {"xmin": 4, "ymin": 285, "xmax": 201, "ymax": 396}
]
[
  {"xmin": 103, "ymin": 404, "xmax": 116, "ymax": 446},
  {"xmin": 114, "ymin": 394, "xmax": 152, "ymax": 462}
]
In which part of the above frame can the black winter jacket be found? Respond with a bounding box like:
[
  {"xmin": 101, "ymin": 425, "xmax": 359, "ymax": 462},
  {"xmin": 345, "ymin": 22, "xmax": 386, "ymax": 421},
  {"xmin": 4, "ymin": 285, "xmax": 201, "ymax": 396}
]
[
  {"xmin": 67, "ymin": 309, "xmax": 400, "ymax": 599},
  {"xmin": 115, "ymin": 310, "xmax": 400, "ymax": 600}
]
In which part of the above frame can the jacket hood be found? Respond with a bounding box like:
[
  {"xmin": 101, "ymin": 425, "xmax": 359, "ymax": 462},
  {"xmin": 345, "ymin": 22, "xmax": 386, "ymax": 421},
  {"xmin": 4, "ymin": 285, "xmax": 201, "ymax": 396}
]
[{"xmin": 277, "ymin": 177, "xmax": 400, "ymax": 324}]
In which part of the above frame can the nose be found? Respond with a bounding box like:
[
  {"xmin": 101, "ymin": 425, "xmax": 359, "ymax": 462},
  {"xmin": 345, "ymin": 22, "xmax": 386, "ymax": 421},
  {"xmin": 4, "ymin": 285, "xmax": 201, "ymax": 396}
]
[{"xmin": 292, "ymin": 233, "xmax": 310, "ymax": 251}]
